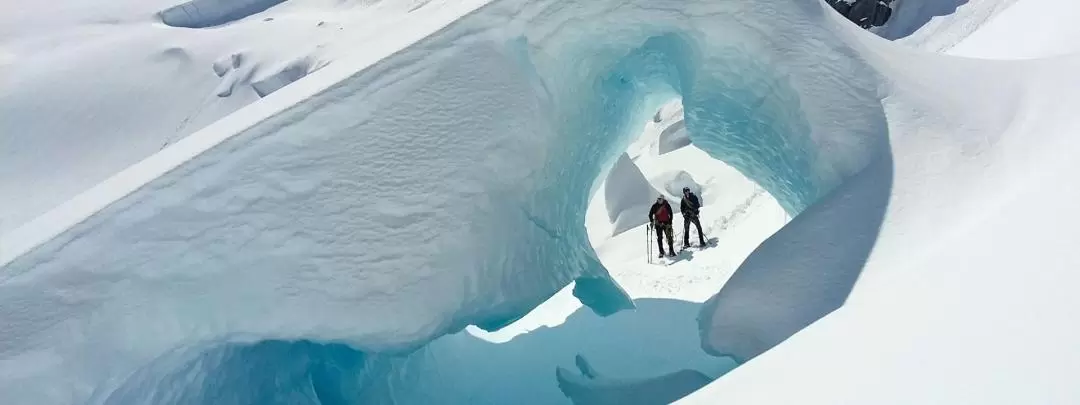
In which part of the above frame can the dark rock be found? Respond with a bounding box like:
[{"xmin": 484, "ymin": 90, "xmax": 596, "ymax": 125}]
[{"xmin": 826, "ymin": 0, "xmax": 894, "ymax": 29}]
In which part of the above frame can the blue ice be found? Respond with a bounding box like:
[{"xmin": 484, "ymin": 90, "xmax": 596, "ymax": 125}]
[{"xmin": 0, "ymin": 0, "xmax": 891, "ymax": 403}]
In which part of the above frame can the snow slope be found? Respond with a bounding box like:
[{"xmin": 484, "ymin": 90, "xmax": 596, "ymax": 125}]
[
  {"xmin": 0, "ymin": 0, "xmax": 447, "ymax": 234},
  {"xmin": 877, "ymin": 0, "xmax": 1020, "ymax": 51},
  {"xmin": 4, "ymin": 0, "xmax": 1080, "ymax": 404},
  {"xmin": 680, "ymin": 3, "xmax": 1080, "ymax": 404},
  {"xmin": 947, "ymin": 0, "xmax": 1080, "ymax": 58}
]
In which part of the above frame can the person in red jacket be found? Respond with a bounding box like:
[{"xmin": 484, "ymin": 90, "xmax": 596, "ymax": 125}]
[{"xmin": 648, "ymin": 196, "xmax": 676, "ymax": 258}]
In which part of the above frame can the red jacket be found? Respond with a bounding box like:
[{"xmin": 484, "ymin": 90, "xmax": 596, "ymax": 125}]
[{"xmin": 649, "ymin": 200, "xmax": 674, "ymax": 224}]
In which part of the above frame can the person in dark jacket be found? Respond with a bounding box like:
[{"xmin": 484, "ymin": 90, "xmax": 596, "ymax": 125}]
[
  {"xmin": 648, "ymin": 196, "xmax": 676, "ymax": 258},
  {"xmin": 680, "ymin": 187, "xmax": 707, "ymax": 248}
]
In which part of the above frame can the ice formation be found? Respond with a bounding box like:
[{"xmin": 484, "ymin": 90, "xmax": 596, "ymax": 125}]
[
  {"xmin": 158, "ymin": 0, "xmax": 289, "ymax": 28},
  {"xmin": 5, "ymin": 0, "xmax": 1047, "ymax": 402},
  {"xmin": 603, "ymin": 153, "xmax": 662, "ymax": 236}
]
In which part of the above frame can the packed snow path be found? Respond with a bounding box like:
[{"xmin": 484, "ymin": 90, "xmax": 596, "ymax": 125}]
[{"xmin": 5, "ymin": 0, "xmax": 1080, "ymax": 403}]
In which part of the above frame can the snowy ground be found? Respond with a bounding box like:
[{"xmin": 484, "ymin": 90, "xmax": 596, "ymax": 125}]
[{"xmin": 0, "ymin": 0, "xmax": 474, "ymax": 235}]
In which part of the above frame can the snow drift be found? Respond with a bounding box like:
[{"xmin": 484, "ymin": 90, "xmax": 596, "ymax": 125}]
[{"xmin": 4, "ymin": 0, "xmax": 900, "ymax": 402}]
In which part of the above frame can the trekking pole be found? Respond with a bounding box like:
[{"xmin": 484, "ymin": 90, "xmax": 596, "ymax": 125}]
[
  {"xmin": 646, "ymin": 223, "xmax": 652, "ymax": 264},
  {"xmin": 673, "ymin": 218, "xmax": 681, "ymax": 250}
]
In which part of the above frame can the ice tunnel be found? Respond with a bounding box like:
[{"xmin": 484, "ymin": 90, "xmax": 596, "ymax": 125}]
[{"xmin": 0, "ymin": 0, "xmax": 892, "ymax": 403}]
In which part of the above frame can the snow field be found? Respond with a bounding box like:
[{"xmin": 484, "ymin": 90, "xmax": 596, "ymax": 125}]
[{"xmin": 0, "ymin": 0, "xmax": 463, "ymax": 235}]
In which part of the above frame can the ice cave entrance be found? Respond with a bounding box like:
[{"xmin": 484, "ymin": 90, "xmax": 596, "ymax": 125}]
[
  {"xmin": 583, "ymin": 98, "xmax": 790, "ymax": 258},
  {"xmin": 453, "ymin": 99, "xmax": 796, "ymax": 405}
]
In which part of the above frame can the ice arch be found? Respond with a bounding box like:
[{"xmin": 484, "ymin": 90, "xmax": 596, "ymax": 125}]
[{"xmin": 0, "ymin": 0, "xmax": 890, "ymax": 403}]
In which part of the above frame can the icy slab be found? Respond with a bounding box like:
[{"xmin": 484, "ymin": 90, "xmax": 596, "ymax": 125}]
[
  {"xmin": 656, "ymin": 119, "xmax": 690, "ymax": 155},
  {"xmin": 604, "ymin": 152, "xmax": 662, "ymax": 236},
  {"xmin": 250, "ymin": 57, "xmax": 314, "ymax": 97},
  {"xmin": 159, "ymin": 0, "xmax": 289, "ymax": 28},
  {"xmin": 698, "ymin": 155, "xmax": 891, "ymax": 361}
]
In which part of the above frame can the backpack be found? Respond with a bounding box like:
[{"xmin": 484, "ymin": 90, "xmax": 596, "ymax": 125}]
[
  {"xmin": 684, "ymin": 193, "xmax": 700, "ymax": 213},
  {"xmin": 655, "ymin": 203, "xmax": 672, "ymax": 223}
]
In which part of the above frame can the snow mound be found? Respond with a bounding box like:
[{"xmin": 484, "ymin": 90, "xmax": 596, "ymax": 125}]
[
  {"xmin": 656, "ymin": 170, "xmax": 702, "ymax": 201},
  {"xmin": 159, "ymin": 0, "xmax": 289, "ymax": 28},
  {"xmin": 212, "ymin": 52, "xmax": 246, "ymax": 77},
  {"xmin": 604, "ymin": 153, "xmax": 662, "ymax": 236},
  {"xmin": 212, "ymin": 52, "xmax": 256, "ymax": 97}
]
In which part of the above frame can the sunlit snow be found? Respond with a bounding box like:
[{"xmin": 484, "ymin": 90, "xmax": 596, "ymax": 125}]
[{"xmin": 4, "ymin": 0, "xmax": 1080, "ymax": 404}]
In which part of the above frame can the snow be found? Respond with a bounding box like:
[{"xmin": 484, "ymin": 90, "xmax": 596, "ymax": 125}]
[
  {"xmin": 877, "ymin": 0, "xmax": 1020, "ymax": 51},
  {"xmin": 0, "ymin": 0, "xmax": 463, "ymax": 235},
  {"xmin": 680, "ymin": 3, "xmax": 1080, "ymax": 404},
  {"xmin": 602, "ymin": 152, "xmax": 663, "ymax": 236},
  {"xmin": 947, "ymin": 0, "xmax": 1080, "ymax": 58},
  {"xmin": 5, "ymin": 0, "xmax": 1080, "ymax": 403}
]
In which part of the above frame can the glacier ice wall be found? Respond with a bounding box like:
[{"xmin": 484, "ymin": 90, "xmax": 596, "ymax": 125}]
[{"xmin": 0, "ymin": 0, "xmax": 890, "ymax": 402}]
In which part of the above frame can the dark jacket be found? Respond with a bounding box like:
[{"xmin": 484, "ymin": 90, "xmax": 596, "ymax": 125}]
[
  {"xmin": 649, "ymin": 200, "xmax": 674, "ymax": 224},
  {"xmin": 680, "ymin": 193, "xmax": 701, "ymax": 217}
]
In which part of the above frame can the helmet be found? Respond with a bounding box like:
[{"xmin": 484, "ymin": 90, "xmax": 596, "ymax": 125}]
[{"xmin": 682, "ymin": 187, "xmax": 690, "ymax": 193}]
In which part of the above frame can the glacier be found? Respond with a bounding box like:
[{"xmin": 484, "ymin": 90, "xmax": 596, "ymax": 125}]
[
  {"xmin": 6, "ymin": 0, "xmax": 1077, "ymax": 403},
  {"xmin": 3, "ymin": 0, "xmax": 885, "ymax": 403}
]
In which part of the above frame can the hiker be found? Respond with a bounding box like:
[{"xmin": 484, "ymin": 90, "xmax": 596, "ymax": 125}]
[
  {"xmin": 648, "ymin": 196, "xmax": 676, "ymax": 258},
  {"xmin": 680, "ymin": 187, "xmax": 707, "ymax": 248}
]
